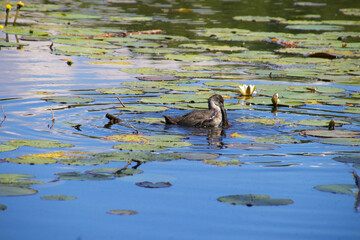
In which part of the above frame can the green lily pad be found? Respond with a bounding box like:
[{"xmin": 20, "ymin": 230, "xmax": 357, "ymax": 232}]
[
  {"xmin": 0, "ymin": 42, "xmax": 28, "ymax": 47},
  {"xmin": 134, "ymin": 117, "xmax": 164, "ymax": 124},
  {"xmin": 180, "ymin": 43, "xmax": 246, "ymax": 52},
  {"xmin": 304, "ymin": 130, "xmax": 360, "ymax": 138},
  {"xmin": 314, "ymin": 184, "xmax": 357, "ymax": 195},
  {"xmin": 0, "ymin": 174, "xmax": 35, "ymax": 180},
  {"xmin": 135, "ymin": 181, "xmax": 172, "ymax": 188},
  {"xmin": 165, "ymin": 54, "xmax": 214, "ymax": 62},
  {"xmin": 5, "ymin": 140, "xmax": 73, "ymax": 148},
  {"xmin": 55, "ymin": 46, "xmax": 112, "ymax": 56},
  {"xmin": 285, "ymin": 24, "xmax": 343, "ymax": 31},
  {"xmin": 118, "ymin": 105, "xmax": 168, "ymax": 112},
  {"xmin": 110, "ymin": 16, "xmax": 153, "ymax": 21},
  {"xmin": 60, "ymin": 157, "xmax": 109, "ymax": 166},
  {"xmin": 217, "ymin": 194, "xmax": 294, "ymax": 206},
  {"xmin": 0, "ymin": 203, "xmax": 6, "ymax": 211},
  {"xmin": 233, "ymin": 16, "xmax": 285, "ymax": 22},
  {"xmin": 253, "ymin": 135, "xmax": 300, "ymax": 144},
  {"xmin": 333, "ymin": 155, "xmax": 360, "ymax": 164},
  {"xmin": 179, "ymin": 152, "xmax": 220, "ymax": 161},
  {"xmin": 203, "ymin": 159, "xmax": 243, "ymax": 167},
  {"xmin": 40, "ymin": 195, "xmax": 77, "ymax": 201},
  {"xmin": 317, "ymin": 138, "xmax": 360, "ymax": 146},
  {"xmin": 41, "ymin": 96, "xmax": 94, "ymax": 104},
  {"xmin": 130, "ymin": 34, "xmax": 188, "ymax": 41},
  {"xmin": 0, "ymin": 178, "xmax": 43, "ymax": 187},
  {"xmin": 340, "ymin": 8, "xmax": 360, "ymax": 16},
  {"xmin": 246, "ymin": 97, "xmax": 305, "ymax": 107},
  {"xmin": 236, "ymin": 118, "xmax": 288, "ymax": 125},
  {"xmin": 6, "ymin": 155, "xmax": 58, "ymax": 165},
  {"xmin": 0, "ymin": 144, "xmax": 18, "ymax": 152},
  {"xmin": 56, "ymin": 172, "xmax": 115, "ymax": 181},
  {"xmin": 95, "ymin": 88, "xmax": 143, "ymax": 95},
  {"xmin": 113, "ymin": 143, "xmax": 168, "ymax": 151},
  {"xmin": 94, "ymin": 152, "xmax": 181, "ymax": 162},
  {"xmin": 203, "ymin": 81, "xmax": 241, "ymax": 88},
  {"xmin": 297, "ymin": 119, "xmax": 351, "ymax": 127},
  {"xmin": 0, "ymin": 185, "xmax": 38, "ymax": 196},
  {"xmin": 226, "ymin": 143, "xmax": 280, "ymax": 150},
  {"xmin": 48, "ymin": 13, "xmax": 101, "ymax": 19},
  {"xmin": 91, "ymin": 168, "xmax": 143, "ymax": 177},
  {"xmin": 294, "ymin": 2, "xmax": 326, "ymax": 6},
  {"xmin": 107, "ymin": 209, "xmax": 138, "ymax": 215}
]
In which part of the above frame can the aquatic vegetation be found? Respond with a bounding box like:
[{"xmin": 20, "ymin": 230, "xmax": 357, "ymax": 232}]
[
  {"xmin": 217, "ymin": 194, "xmax": 294, "ymax": 206},
  {"xmin": 0, "ymin": 0, "xmax": 359, "ymax": 238}
]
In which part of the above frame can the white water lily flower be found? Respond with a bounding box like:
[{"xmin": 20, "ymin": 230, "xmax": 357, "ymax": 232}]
[{"xmin": 238, "ymin": 84, "xmax": 256, "ymax": 96}]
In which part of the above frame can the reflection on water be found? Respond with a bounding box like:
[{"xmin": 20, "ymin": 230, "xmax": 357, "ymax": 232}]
[{"xmin": 0, "ymin": 0, "xmax": 360, "ymax": 239}]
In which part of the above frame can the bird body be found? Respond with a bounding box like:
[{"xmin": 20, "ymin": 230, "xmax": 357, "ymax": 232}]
[{"xmin": 164, "ymin": 94, "xmax": 229, "ymax": 128}]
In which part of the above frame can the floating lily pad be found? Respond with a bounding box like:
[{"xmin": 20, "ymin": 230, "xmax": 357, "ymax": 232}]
[
  {"xmin": 246, "ymin": 97, "xmax": 305, "ymax": 107},
  {"xmin": 0, "ymin": 185, "xmax": 38, "ymax": 196},
  {"xmin": 96, "ymin": 87, "xmax": 142, "ymax": 95},
  {"xmin": 333, "ymin": 155, "xmax": 360, "ymax": 164},
  {"xmin": 226, "ymin": 143, "xmax": 280, "ymax": 150},
  {"xmin": 0, "ymin": 178, "xmax": 43, "ymax": 187},
  {"xmin": 304, "ymin": 130, "xmax": 360, "ymax": 138},
  {"xmin": 118, "ymin": 105, "xmax": 168, "ymax": 112},
  {"xmin": 217, "ymin": 194, "xmax": 294, "ymax": 206},
  {"xmin": 40, "ymin": 195, "xmax": 77, "ymax": 201},
  {"xmin": 165, "ymin": 54, "xmax": 214, "ymax": 62},
  {"xmin": 55, "ymin": 46, "xmax": 112, "ymax": 56},
  {"xmin": 105, "ymin": 134, "xmax": 150, "ymax": 143},
  {"xmin": 6, "ymin": 154, "xmax": 58, "ymax": 165},
  {"xmin": 340, "ymin": 8, "xmax": 360, "ymax": 16},
  {"xmin": 107, "ymin": 209, "xmax": 138, "ymax": 215},
  {"xmin": 134, "ymin": 117, "xmax": 164, "ymax": 124},
  {"xmin": 0, "ymin": 174, "xmax": 35, "ymax": 180},
  {"xmin": 0, "ymin": 144, "xmax": 18, "ymax": 152},
  {"xmin": 110, "ymin": 16, "xmax": 153, "ymax": 21},
  {"xmin": 203, "ymin": 159, "xmax": 243, "ymax": 167},
  {"xmin": 0, "ymin": 203, "xmax": 6, "ymax": 211},
  {"xmin": 56, "ymin": 172, "xmax": 115, "ymax": 181},
  {"xmin": 253, "ymin": 135, "xmax": 300, "ymax": 144},
  {"xmin": 285, "ymin": 24, "xmax": 343, "ymax": 31},
  {"xmin": 48, "ymin": 13, "xmax": 101, "ymax": 19},
  {"xmin": 236, "ymin": 118, "xmax": 288, "ymax": 125},
  {"xmin": 179, "ymin": 152, "xmax": 220, "ymax": 161},
  {"xmin": 180, "ymin": 43, "xmax": 246, "ymax": 52},
  {"xmin": 91, "ymin": 168, "xmax": 143, "ymax": 177},
  {"xmin": 294, "ymin": 2, "xmax": 326, "ymax": 6},
  {"xmin": 135, "ymin": 181, "xmax": 172, "ymax": 188},
  {"xmin": 136, "ymin": 75, "xmax": 179, "ymax": 81},
  {"xmin": 5, "ymin": 140, "xmax": 73, "ymax": 148},
  {"xmin": 41, "ymin": 96, "xmax": 94, "ymax": 104},
  {"xmin": 314, "ymin": 184, "xmax": 357, "ymax": 195},
  {"xmin": 113, "ymin": 143, "xmax": 168, "ymax": 151},
  {"xmin": 60, "ymin": 157, "xmax": 109, "ymax": 166},
  {"xmin": 233, "ymin": 16, "xmax": 284, "ymax": 22},
  {"xmin": 297, "ymin": 119, "xmax": 351, "ymax": 127},
  {"xmin": 317, "ymin": 138, "xmax": 360, "ymax": 146}
]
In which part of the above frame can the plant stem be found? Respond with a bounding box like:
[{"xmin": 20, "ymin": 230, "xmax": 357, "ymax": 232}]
[
  {"xmin": 5, "ymin": 9, "xmax": 10, "ymax": 27},
  {"xmin": 13, "ymin": 8, "xmax": 19, "ymax": 26}
]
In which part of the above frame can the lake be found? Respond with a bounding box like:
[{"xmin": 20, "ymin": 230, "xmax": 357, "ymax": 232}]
[{"xmin": 0, "ymin": 0, "xmax": 359, "ymax": 239}]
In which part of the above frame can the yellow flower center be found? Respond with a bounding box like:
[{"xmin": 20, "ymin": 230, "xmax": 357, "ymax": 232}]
[{"xmin": 6, "ymin": 4, "xmax": 12, "ymax": 10}]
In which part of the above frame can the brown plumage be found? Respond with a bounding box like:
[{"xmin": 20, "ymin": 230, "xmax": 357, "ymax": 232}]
[{"xmin": 164, "ymin": 94, "xmax": 229, "ymax": 128}]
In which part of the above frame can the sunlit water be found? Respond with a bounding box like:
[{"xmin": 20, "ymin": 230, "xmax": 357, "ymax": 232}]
[{"xmin": 1, "ymin": 0, "xmax": 360, "ymax": 239}]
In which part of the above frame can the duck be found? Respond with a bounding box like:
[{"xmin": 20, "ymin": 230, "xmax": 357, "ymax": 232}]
[{"xmin": 164, "ymin": 94, "xmax": 229, "ymax": 128}]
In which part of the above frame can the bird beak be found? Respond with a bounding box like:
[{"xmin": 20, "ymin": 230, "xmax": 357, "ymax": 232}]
[{"xmin": 220, "ymin": 104, "xmax": 229, "ymax": 128}]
